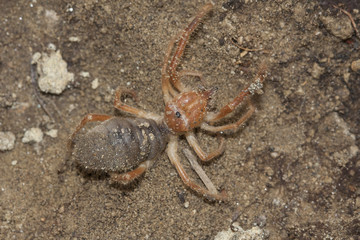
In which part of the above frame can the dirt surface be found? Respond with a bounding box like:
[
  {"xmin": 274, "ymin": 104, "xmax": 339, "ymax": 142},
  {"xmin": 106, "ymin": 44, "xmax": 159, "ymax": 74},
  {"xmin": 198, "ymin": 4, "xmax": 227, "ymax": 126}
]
[{"xmin": 1, "ymin": 0, "xmax": 360, "ymax": 239}]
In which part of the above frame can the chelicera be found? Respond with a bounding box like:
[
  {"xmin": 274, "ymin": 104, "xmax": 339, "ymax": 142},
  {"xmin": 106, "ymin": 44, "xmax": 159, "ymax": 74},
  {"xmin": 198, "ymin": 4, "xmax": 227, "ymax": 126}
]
[{"xmin": 68, "ymin": 3, "xmax": 267, "ymax": 201}]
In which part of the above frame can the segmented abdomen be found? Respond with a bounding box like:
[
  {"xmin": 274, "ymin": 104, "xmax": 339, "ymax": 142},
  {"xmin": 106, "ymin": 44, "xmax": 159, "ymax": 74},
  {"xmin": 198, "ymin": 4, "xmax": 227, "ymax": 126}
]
[{"xmin": 73, "ymin": 117, "xmax": 169, "ymax": 172}]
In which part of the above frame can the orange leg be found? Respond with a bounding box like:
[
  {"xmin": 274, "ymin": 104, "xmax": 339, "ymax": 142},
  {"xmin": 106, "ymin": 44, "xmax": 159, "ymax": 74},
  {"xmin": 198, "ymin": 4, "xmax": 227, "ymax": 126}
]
[
  {"xmin": 178, "ymin": 69, "xmax": 203, "ymax": 82},
  {"xmin": 201, "ymin": 102, "xmax": 255, "ymax": 133},
  {"xmin": 206, "ymin": 64, "xmax": 267, "ymax": 123},
  {"xmin": 167, "ymin": 3, "xmax": 213, "ymax": 92},
  {"xmin": 178, "ymin": 69, "xmax": 205, "ymax": 92},
  {"xmin": 183, "ymin": 148, "xmax": 219, "ymax": 194},
  {"xmin": 161, "ymin": 35, "xmax": 181, "ymax": 103},
  {"xmin": 167, "ymin": 136, "xmax": 227, "ymax": 202},
  {"xmin": 114, "ymin": 87, "xmax": 162, "ymax": 121},
  {"xmin": 161, "ymin": 3, "xmax": 213, "ymax": 103},
  {"xmin": 185, "ymin": 132, "xmax": 225, "ymax": 162},
  {"xmin": 109, "ymin": 160, "xmax": 153, "ymax": 184}
]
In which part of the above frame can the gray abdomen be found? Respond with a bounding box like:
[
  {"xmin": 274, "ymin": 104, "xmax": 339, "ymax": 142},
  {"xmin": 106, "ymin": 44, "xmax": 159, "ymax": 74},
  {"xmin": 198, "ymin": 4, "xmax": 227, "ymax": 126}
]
[{"xmin": 73, "ymin": 117, "xmax": 169, "ymax": 172}]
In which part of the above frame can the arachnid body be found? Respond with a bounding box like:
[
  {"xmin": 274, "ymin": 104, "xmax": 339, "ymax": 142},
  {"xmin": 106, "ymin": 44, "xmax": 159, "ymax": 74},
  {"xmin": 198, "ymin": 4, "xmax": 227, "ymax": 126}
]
[{"xmin": 68, "ymin": 3, "xmax": 267, "ymax": 201}]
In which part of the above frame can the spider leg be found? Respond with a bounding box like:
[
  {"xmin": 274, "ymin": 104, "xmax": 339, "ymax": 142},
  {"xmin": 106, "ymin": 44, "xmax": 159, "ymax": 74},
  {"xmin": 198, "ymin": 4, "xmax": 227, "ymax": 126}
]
[
  {"xmin": 167, "ymin": 136, "xmax": 227, "ymax": 201},
  {"xmin": 178, "ymin": 69, "xmax": 205, "ymax": 91},
  {"xmin": 162, "ymin": 3, "xmax": 213, "ymax": 104},
  {"xmin": 183, "ymin": 148, "xmax": 218, "ymax": 194},
  {"xmin": 178, "ymin": 69, "xmax": 203, "ymax": 82},
  {"xmin": 205, "ymin": 64, "xmax": 267, "ymax": 123},
  {"xmin": 185, "ymin": 132, "xmax": 225, "ymax": 162},
  {"xmin": 167, "ymin": 3, "xmax": 213, "ymax": 92},
  {"xmin": 201, "ymin": 101, "xmax": 255, "ymax": 133},
  {"xmin": 114, "ymin": 87, "xmax": 162, "ymax": 122},
  {"xmin": 161, "ymin": 35, "xmax": 183, "ymax": 103},
  {"xmin": 109, "ymin": 160, "xmax": 154, "ymax": 184},
  {"xmin": 162, "ymin": 69, "xmax": 204, "ymax": 102}
]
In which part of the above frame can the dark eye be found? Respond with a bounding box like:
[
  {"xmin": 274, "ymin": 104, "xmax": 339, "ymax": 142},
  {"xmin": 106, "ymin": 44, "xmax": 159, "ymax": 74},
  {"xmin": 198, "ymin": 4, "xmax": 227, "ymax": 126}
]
[{"xmin": 175, "ymin": 111, "xmax": 181, "ymax": 118}]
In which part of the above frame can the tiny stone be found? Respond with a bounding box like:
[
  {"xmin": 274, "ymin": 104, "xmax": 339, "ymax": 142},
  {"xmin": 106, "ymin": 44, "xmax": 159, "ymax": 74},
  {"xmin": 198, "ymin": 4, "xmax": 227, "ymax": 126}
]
[
  {"xmin": 58, "ymin": 205, "xmax": 65, "ymax": 214},
  {"xmin": 22, "ymin": 128, "xmax": 43, "ymax": 143},
  {"xmin": 79, "ymin": 71, "xmax": 90, "ymax": 78},
  {"xmin": 0, "ymin": 131, "xmax": 16, "ymax": 151},
  {"xmin": 69, "ymin": 36, "xmax": 81, "ymax": 42},
  {"xmin": 184, "ymin": 201, "xmax": 189, "ymax": 208},
  {"xmin": 11, "ymin": 160, "xmax": 17, "ymax": 166},
  {"xmin": 47, "ymin": 43, "xmax": 56, "ymax": 50},
  {"xmin": 31, "ymin": 52, "xmax": 42, "ymax": 64},
  {"xmin": 270, "ymin": 152, "xmax": 279, "ymax": 158},
  {"xmin": 68, "ymin": 104, "xmax": 76, "ymax": 112},
  {"xmin": 351, "ymin": 59, "xmax": 360, "ymax": 72},
  {"xmin": 104, "ymin": 94, "xmax": 112, "ymax": 103},
  {"xmin": 310, "ymin": 63, "xmax": 325, "ymax": 79},
  {"xmin": 231, "ymin": 222, "xmax": 243, "ymax": 232},
  {"xmin": 295, "ymin": 86, "xmax": 305, "ymax": 95},
  {"xmin": 91, "ymin": 78, "xmax": 99, "ymax": 89},
  {"xmin": 45, "ymin": 129, "xmax": 58, "ymax": 138},
  {"xmin": 240, "ymin": 50, "xmax": 248, "ymax": 58}
]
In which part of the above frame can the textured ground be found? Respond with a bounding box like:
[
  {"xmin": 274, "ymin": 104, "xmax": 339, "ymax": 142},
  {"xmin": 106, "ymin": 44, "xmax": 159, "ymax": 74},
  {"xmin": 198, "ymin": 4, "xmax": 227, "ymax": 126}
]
[{"xmin": 1, "ymin": 0, "xmax": 359, "ymax": 239}]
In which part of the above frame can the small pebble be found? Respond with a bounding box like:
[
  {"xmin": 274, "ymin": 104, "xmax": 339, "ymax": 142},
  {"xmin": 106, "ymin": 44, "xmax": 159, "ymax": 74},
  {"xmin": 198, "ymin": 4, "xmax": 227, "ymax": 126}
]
[
  {"xmin": 22, "ymin": 128, "xmax": 43, "ymax": 143},
  {"xmin": 351, "ymin": 59, "xmax": 360, "ymax": 72},
  {"xmin": 79, "ymin": 71, "xmax": 90, "ymax": 78},
  {"xmin": 91, "ymin": 78, "xmax": 99, "ymax": 89},
  {"xmin": 11, "ymin": 160, "xmax": 17, "ymax": 166},
  {"xmin": 310, "ymin": 63, "xmax": 325, "ymax": 79},
  {"xmin": 58, "ymin": 205, "xmax": 65, "ymax": 214},
  {"xmin": 33, "ymin": 50, "xmax": 74, "ymax": 94},
  {"xmin": 69, "ymin": 36, "xmax": 81, "ymax": 42},
  {"xmin": 47, "ymin": 43, "xmax": 56, "ymax": 51},
  {"xmin": 45, "ymin": 129, "xmax": 58, "ymax": 138},
  {"xmin": 270, "ymin": 152, "xmax": 279, "ymax": 159},
  {"xmin": 0, "ymin": 131, "xmax": 16, "ymax": 151},
  {"xmin": 184, "ymin": 201, "xmax": 189, "ymax": 208}
]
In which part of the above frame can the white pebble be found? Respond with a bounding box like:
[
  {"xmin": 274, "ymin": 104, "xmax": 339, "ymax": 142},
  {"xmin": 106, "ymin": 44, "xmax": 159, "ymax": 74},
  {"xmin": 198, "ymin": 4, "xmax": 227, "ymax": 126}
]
[
  {"xmin": 91, "ymin": 78, "xmax": 99, "ymax": 89},
  {"xmin": 45, "ymin": 129, "xmax": 58, "ymax": 138},
  {"xmin": 0, "ymin": 131, "xmax": 16, "ymax": 151},
  {"xmin": 22, "ymin": 128, "xmax": 43, "ymax": 143},
  {"xmin": 47, "ymin": 43, "xmax": 57, "ymax": 50},
  {"xmin": 32, "ymin": 50, "xmax": 74, "ymax": 94},
  {"xmin": 11, "ymin": 160, "xmax": 17, "ymax": 166},
  {"xmin": 69, "ymin": 36, "xmax": 81, "ymax": 42},
  {"xmin": 270, "ymin": 152, "xmax": 279, "ymax": 158},
  {"xmin": 79, "ymin": 71, "xmax": 90, "ymax": 78}
]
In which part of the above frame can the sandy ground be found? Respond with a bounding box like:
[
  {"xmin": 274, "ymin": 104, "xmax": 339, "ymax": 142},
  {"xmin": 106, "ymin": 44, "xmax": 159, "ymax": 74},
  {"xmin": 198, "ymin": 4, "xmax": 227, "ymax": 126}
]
[{"xmin": 1, "ymin": 0, "xmax": 360, "ymax": 239}]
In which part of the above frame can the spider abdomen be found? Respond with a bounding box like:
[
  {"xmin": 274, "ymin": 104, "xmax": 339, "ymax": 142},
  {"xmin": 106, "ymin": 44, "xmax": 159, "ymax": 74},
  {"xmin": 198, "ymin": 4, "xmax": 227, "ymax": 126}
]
[{"xmin": 73, "ymin": 117, "xmax": 169, "ymax": 172}]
